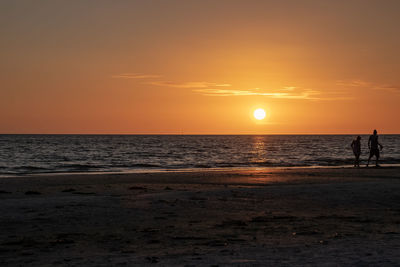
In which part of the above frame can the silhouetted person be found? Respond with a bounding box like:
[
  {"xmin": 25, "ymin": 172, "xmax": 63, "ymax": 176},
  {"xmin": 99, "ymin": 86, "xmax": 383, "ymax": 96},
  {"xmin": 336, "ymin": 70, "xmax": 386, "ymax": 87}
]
[
  {"xmin": 367, "ymin": 129, "xmax": 383, "ymax": 167},
  {"xmin": 351, "ymin": 136, "xmax": 361, "ymax": 167}
]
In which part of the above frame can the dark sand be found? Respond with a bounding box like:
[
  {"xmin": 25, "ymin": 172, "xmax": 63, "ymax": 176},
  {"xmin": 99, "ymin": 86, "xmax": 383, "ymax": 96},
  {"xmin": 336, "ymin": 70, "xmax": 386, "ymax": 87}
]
[{"xmin": 1, "ymin": 167, "xmax": 400, "ymax": 266}]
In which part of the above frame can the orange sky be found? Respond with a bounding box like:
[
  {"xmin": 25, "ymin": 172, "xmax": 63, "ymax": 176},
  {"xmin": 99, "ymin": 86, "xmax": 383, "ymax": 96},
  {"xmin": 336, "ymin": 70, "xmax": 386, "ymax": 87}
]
[{"xmin": 1, "ymin": 0, "xmax": 400, "ymax": 134}]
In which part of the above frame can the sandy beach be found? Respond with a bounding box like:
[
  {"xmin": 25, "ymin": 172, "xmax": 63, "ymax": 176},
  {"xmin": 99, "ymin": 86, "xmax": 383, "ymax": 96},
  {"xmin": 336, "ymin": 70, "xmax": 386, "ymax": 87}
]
[{"xmin": 1, "ymin": 167, "xmax": 400, "ymax": 266}]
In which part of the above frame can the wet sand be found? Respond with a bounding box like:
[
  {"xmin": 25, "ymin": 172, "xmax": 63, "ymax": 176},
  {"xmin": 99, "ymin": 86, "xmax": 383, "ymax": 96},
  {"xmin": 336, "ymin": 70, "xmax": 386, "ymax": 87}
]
[{"xmin": 1, "ymin": 167, "xmax": 400, "ymax": 266}]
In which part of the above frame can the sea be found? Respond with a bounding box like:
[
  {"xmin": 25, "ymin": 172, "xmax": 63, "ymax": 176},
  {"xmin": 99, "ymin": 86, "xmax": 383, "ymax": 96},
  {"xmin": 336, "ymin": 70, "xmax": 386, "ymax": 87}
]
[{"xmin": 0, "ymin": 134, "xmax": 399, "ymax": 176}]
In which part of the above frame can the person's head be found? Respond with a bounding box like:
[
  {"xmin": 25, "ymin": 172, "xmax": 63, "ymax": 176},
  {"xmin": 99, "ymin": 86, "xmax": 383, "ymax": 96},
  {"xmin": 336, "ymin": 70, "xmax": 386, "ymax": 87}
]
[
  {"xmin": 373, "ymin": 129, "xmax": 377, "ymax": 135},
  {"xmin": 357, "ymin": 136, "xmax": 361, "ymax": 141}
]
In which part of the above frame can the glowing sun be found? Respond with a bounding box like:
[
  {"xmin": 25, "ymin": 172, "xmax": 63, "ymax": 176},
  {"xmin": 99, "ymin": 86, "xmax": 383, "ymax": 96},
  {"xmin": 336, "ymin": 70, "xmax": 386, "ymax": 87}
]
[{"xmin": 254, "ymin": 108, "xmax": 266, "ymax": 120}]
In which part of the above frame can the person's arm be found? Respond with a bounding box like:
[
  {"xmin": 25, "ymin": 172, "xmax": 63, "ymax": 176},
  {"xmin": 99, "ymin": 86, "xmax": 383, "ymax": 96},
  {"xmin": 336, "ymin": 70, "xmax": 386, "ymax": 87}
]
[
  {"xmin": 378, "ymin": 138, "xmax": 383, "ymax": 150},
  {"xmin": 368, "ymin": 136, "xmax": 371, "ymax": 150},
  {"xmin": 351, "ymin": 141, "xmax": 354, "ymax": 149}
]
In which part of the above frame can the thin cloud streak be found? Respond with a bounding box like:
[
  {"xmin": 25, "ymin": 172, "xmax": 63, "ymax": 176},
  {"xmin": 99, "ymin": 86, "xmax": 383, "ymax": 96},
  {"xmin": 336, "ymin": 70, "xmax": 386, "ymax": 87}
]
[
  {"xmin": 112, "ymin": 73, "xmax": 161, "ymax": 79},
  {"xmin": 193, "ymin": 88, "xmax": 353, "ymax": 101},
  {"xmin": 147, "ymin": 81, "xmax": 231, "ymax": 88},
  {"xmin": 337, "ymin": 79, "xmax": 400, "ymax": 93},
  {"xmin": 336, "ymin": 79, "xmax": 370, "ymax": 87},
  {"xmin": 282, "ymin": 86, "xmax": 297, "ymax": 91},
  {"xmin": 193, "ymin": 88, "xmax": 321, "ymax": 100},
  {"xmin": 112, "ymin": 72, "xmax": 232, "ymax": 90},
  {"xmin": 372, "ymin": 85, "xmax": 400, "ymax": 92}
]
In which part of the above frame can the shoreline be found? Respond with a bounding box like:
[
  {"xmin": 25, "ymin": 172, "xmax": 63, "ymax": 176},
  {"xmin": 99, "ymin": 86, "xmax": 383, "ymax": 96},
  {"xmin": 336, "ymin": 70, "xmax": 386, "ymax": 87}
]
[{"xmin": 2, "ymin": 164, "xmax": 400, "ymax": 179}]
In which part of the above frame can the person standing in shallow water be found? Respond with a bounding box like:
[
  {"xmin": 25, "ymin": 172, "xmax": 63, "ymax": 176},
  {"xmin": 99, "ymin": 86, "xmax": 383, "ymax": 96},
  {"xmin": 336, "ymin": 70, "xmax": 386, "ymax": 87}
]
[
  {"xmin": 351, "ymin": 136, "xmax": 362, "ymax": 167},
  {"xmin": 367, "ymin": 129, "xmax": 383, "ymax": 167}
]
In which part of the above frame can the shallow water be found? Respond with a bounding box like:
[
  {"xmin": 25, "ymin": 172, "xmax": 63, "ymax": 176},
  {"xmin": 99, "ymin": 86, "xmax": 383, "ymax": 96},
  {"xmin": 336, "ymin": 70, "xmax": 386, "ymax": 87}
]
[{"xmin": 0, "ymin": 135, "xmax": 399, "ymax": 175}]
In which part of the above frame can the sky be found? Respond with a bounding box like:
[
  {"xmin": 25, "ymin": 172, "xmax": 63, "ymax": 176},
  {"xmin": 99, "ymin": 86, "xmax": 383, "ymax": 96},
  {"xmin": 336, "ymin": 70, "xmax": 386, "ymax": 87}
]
[{"xmin": 1, "ymin": 0, "xmax": 400, "ymax": 134}]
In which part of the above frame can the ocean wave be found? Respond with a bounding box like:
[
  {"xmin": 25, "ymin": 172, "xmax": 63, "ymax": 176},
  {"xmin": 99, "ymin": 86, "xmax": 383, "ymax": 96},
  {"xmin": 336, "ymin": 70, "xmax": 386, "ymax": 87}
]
[
  {"xmin": 1, "ymin": 135, "xmax": 399, "ymax": 175},
  {"xmin": 55, "ymin": 164, "xmax": 104, "ymax": 171},
  {"xmin": 125, "ymin": 163, "xmax": 162, "ymax": 168}
]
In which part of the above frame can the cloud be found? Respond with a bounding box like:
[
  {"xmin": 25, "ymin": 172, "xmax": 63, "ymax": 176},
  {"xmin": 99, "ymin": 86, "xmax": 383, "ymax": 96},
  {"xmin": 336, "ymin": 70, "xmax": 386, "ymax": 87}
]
[
  {"xmin": 282, "ymin": 86, "xmax": 297, "ymax": 91},
  {"xmin": 112, "ymin": 72, "xmax": 233, "ymax": 91},
  {"xmin": 112, "ymin": 73, "xmax": 161, "ymax": 79},
  {"xmin": 193, "ymin": 88, "xmax": 321, "ymax": 99},
  {"xmin": 372, "ymin": 84, "xmax": 400, "ymax": 92},
  {"xmin": 112, "ymin": 71, "xmax": 355, "ymax": 100},
  {"xmin": 147, "ymin": 81, "xmax": 231, "ymax": 88},
  {"xmin": 336, "ymin": 79, "xmax": 370, "ymax": 87},
  {"xmin": 337, "ymin": 79, "xmax": 400, "ymax": 92},
  {"xmin": 193, "ymin": 87, "xmax": 353, "ymax": 100}
]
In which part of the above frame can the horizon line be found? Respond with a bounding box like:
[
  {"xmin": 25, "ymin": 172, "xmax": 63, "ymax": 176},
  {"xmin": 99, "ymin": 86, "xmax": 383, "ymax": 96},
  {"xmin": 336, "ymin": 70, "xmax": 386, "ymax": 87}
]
[{"xmin": 1, "ymin": 133, "xmax": 399, "ymax": 136}]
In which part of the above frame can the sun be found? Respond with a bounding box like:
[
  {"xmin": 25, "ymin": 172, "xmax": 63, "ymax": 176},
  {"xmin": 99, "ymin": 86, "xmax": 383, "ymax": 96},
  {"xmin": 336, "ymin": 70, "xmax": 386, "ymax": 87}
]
[{"xmin": 254, "ymin": 108, "xmax": 266, "ymax": 120}]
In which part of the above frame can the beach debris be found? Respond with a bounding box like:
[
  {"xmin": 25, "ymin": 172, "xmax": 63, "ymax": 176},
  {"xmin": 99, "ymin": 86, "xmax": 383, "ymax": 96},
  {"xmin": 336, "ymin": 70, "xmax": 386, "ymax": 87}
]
[
  {"xmin": 24, "ymin": 191, "xmax": 41, "ymax": 195},
  {"xmin": 164, "ymin": 186, "xmax": 173, "ymax": 190}
]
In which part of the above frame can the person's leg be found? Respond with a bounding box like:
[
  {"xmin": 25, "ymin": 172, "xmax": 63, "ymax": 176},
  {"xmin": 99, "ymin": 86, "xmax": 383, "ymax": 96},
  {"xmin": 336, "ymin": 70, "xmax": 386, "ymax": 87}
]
[
  {"xmin": 367, "ymin": 149, "xmax": 375, "ymax": 167},
  {"xmin": 376, "ymin": 151, "xmax": 380, "ymax": 167}
]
